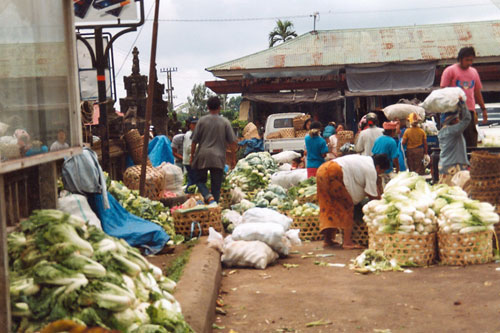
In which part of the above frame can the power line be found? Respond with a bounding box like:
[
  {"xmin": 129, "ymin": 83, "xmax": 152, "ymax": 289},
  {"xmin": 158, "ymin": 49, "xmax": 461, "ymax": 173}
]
[{"xmin": 146, "ymin": 3, "xmax": 495, "ymax": 23}]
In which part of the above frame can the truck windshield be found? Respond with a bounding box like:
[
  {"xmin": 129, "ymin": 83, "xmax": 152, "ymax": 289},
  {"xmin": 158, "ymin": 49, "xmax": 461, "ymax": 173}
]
[{"xmin": 274, "ymin": 118, "xmax": 293, "ymax": 128}]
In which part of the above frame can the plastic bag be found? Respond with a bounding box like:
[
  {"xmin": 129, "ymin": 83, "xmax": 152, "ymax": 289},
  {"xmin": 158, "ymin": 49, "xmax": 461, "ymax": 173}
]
[
  {"xmin": 286, "ymin": 229, "xmax": 302, "ymax": 246},
  {"xmin": 57, "ymin": 191, "xmax": 102, "ymax": 229},
  {"xmin": 231, "ymin": 223, "xmax": 290, "ymax": 256},
  {"xmin": 207, "ymin": 227, "xmax": 224, "ymax": 252},
  {"xmin": 270, "ymin": 169, "xmax": 307, "ymax": 189},
  {"xmin": 241, "ymin": 208, "xmax": 293, "ymax": 231},
  {"xmin": 157, "ymin": 162, "xmax": 184, "ymax": 195},
  {"xmin": 452, "ymin": 171, "xmax": 471, "ymax": 189},
  {"xmin": 420, "ymin": 87, "xmax": 466, "ymax": 113},
  {"xmin": 278, "ymin": 163, "xmax": 292, "ymax": 171},
  {"xmin": 272, "ymin": 151, "xmax": 301, "ymax": 164},
  {"xmin": 221, "ymin": 240, "xmax": 278, "ymax": 269},
  {"xmin": 383, "ymin": 104, "xmax": 426, "ymax": 121},
  {"xmin": 223, "ymin": 210, "xmax": 243, "ymax": 226},
  {"xmin": 230, "ymin": 187, "xmax": 245, "ymax": 205}
]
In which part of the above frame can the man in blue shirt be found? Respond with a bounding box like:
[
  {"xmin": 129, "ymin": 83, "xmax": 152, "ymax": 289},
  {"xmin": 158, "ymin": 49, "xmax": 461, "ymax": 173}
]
[
  {"xmin": 305, "ymin": 121, "xmax": 329, "ymax": 178},
  {"xmin": 372, "ymin": 121, "xmax": 400, "ymax": 174}
]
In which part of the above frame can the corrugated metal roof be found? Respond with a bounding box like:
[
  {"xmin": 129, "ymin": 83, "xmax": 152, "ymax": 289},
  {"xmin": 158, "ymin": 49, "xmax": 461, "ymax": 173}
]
[{"xmin": 207, "ymin": 20, "xmax": 500, "ymax": 76}]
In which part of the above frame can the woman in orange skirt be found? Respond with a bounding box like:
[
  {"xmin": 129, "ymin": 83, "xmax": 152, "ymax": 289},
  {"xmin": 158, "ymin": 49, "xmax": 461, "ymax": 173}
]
[{"xmin": 317, "ymin": 154, "xmax": 390, "ymax": 249}]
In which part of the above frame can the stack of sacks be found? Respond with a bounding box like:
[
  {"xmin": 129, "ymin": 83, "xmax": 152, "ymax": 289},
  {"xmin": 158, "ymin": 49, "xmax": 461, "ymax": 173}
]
[{"xmin": 207, "ymin": 208, "xmax": 301, "ymax": 269}]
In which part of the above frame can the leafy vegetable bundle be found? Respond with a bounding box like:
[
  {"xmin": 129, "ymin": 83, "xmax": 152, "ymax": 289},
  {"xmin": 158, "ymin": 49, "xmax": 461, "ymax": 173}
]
[
  {"xmin": 289, "ymin": 203, "xmax": 319, "ymax": 217},
  {"xmin": 287, "ymin": 177, "xmax": 316, "ymax": 200},
  {"xmin": 8, "ymin": 210, "xmax": 193, "ymax": 333},
  {"xmin": 252, "ymin": 184, "xmax": 288, "ymax": 209},
  {"xmin": 227, "ymin": 152, "xmax": 277, "ymax": 192}
]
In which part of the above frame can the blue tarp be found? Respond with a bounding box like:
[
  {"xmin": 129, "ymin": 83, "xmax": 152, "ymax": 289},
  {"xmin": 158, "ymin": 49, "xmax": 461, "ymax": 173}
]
[
  {"xmin": 88, "ymin": 192, "xmax": 170, "ymax": 255},
  {"xmin": 126, "ymin": 135, "xmax": 175, "ymax": 168}
]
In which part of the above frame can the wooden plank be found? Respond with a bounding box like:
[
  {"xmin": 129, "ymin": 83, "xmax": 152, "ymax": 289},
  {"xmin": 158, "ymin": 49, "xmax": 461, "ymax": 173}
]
[
  {"xmin": 38, "ymin": 162, "xmax": 58, "ymax": 210},
  {"xmin": 0, "ymin": 174, "xmax": 12, "ymax": 331},
  {"xmin": 0, "ymin": 147, "xmax": 82, "ymax": 175}
]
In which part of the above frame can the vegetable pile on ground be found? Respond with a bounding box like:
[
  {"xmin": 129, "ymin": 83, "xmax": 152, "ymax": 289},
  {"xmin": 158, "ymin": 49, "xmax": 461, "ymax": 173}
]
[
  {"xmin": 8, "ymin": 209, "xmax": 193, "ymax": 333},
  {"xmin": 362, "ymin": 172, "xmax": 438, "ymax": 235},
  {"xmin": 227, "ymin": 152, "xmax": 277, "ymax": 193},
  {"xmin": 252, "ymin": 184, "xmax": 288, "ymax": 209},
  {"xmin": 287, "ymin": 177, "xmax": 317, "ymax": 201},
  {"xmin": 288, "ymin": 203, "xmax": 320, "ymax": 217},
  {"xmin": 350, "ymin": 249, "xmax": 402, "ymax": 274},
  {"xmin": 108, "ymin": 180, "xmax": 183, "ymax": 244},
  {"xmin": 433, "ymin": 185, "xmax": 499, "ymax": 234}
]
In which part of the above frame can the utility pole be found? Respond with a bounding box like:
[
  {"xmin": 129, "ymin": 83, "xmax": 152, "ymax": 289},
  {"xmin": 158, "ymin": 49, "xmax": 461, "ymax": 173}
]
[
  {"xmin": 311, "ymin": 12, "xmax": 319, "ymax": 31},
  {"xmin": 160, "ymin": 67, "xmax": 177, "ymax": 110}
]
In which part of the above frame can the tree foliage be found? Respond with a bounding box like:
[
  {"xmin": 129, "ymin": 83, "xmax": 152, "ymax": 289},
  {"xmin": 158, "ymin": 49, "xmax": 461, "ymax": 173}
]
[
  {"xmin": 268, "ymin": 20, "xmax": 297, "ymax": 47},
  {"xmin": 187, "ymin": 83, "xmax": 214, "ymax": 116}
]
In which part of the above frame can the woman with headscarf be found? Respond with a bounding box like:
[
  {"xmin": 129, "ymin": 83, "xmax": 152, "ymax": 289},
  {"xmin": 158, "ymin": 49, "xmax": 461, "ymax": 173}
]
[
  {"xmin": 304, "ymin": 121, "xmax": 329, "ymax": 178},
  {"xmin": 328, "ymin": 124, "xmax": 344, "ymax": 157},
  {"xmin": 402, "ymin": 113, "xmax": 427, "ymax": 175}
]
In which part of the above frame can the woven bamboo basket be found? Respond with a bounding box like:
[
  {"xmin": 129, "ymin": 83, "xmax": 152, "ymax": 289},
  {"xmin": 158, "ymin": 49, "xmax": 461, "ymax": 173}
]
[
  {"xmin": 279, "ymin": 128, "xmax": 296, "ymax": 139},
  {"xmin": 494, "ymin": 223, "xmax": 500, "ymax": 250},
  {"xmin": 266, "ymin": 131, "xmax": 281, "ymax": 140},
  {"xmin": 293, "ymin": 115, "xmax": 311, "ymax": 131},
  {"xmin": 470, "ymin": 151, "xmax": 500, "ymax": 177},
  {"xmin": 295, "ymin": 130, "xmax": 308, "ymax": 138},
  {"xmin": 124, "ymin": 129, "xmax": 151, "ymax": 165},
  {"xmin": 352, "ymin": 220, "xmax": 369, "ymax": 247},
  {"xmin": 336, "ymin": 130, "xmax": 354, "ymax": 149},
  {"xmin": 438, "ymin": 231, "xmax": 493, "ymax": 266},
  {"xmin": 173, "ymin": 206, "xmax": 223, "ymax": 238},
  {"xmin": 219, "ymin": 188, "xmax": 232, "ymax": 210},
  {"xmin": 383, "ymin": 233, "xmax": 436, "ymax": 266},
  {"xmin": 123, "ymin": 166, "xmax": 165, "ymax": 200},
  {"xmin": 290, "ymin": 215, "xmax": 322, "ymax": 241},
  {"xmin": 297, "ymin": 194, "xmax": 318, "ymax": 205},
  {"xmin": 368, "ymin": 227, "xmax": 386, "ymax": 252}
]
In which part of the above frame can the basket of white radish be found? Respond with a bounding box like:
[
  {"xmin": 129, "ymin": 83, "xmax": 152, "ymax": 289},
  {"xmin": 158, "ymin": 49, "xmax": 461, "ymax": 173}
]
[
  {"xmin": 438, "ymin": 232, "xmax": 492, "ymax": 265},
  {"xmin": 289, "ymin": 204, "xmax": 321, "ymax": 241}
]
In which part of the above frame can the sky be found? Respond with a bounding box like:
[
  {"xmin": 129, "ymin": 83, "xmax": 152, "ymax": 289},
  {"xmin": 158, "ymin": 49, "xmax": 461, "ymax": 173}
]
[{"xmin": 104, "ymin": 0, "xmax": 500, "ymax": 111}]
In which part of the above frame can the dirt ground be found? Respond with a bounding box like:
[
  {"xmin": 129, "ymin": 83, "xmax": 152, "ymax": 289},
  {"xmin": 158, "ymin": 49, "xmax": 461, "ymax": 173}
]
[{"xmin": 213, "ymin": 241, "xmax": 500, "ymax": 333}]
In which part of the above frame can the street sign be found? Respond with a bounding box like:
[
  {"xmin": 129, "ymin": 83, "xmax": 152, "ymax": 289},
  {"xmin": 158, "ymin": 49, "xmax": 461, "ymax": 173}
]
[{"xmin": 74, "ymin": 0, "xmax": 142, "ymax": 27}]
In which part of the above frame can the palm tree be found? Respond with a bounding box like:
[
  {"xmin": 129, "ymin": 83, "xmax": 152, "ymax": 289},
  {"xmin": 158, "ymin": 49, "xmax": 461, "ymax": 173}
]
[{"xmin": 268, "ymin": 20, "xmax": 298, "ymax": 47}]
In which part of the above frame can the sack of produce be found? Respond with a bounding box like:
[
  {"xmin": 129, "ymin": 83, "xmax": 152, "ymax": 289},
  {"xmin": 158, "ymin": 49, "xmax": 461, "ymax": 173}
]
[
  {"xmin": 420, "ymin": 87, "xmax": 466, "ymax": 113},
  {"xmin": 231, "ymin": 222, "xmax": 290, "ymax": 256},
  {"xmin": 157, "ymin": 162, "xmax": 184, "ymax": 195},
  {"xmin": 242, "ymin": 207, "xmax": 293, "ymax": 230},
  {"xmin": 383, "ymin": 104, "xmax": 426, "ymax": 121},
  {"xmin": 207, "ymin": 226, "xmax": 225, "ymax": 252},
  {"xmin": 0, "ymin": 135, "xmax": 20, "ymax": 160},
  {"xmin": 272, "ymin": 151, "xmax": 301, "ymax": 164},
  {"xmin": 278, "ymin": 163, "xmax": 292, "ymax": 171},
  {"xmin": 57, "ymin": 191, "xmax": 102, "ymax": 229},
  {"xmin": 270, "ymin": 169, "xmax": 307, "ymax": 190},
  {"xmin": 242, "ymin": 122, "xmax": 260, "ymax": 140},
  {"xmin": 221, "ymin": 240, "xmax": 279, "ymax": 269}
]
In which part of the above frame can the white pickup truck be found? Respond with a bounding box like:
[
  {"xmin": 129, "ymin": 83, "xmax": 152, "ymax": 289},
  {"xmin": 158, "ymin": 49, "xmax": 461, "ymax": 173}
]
[{"xmin": 264, "ymin": 112, "xmax": 306, "ymax": 153}]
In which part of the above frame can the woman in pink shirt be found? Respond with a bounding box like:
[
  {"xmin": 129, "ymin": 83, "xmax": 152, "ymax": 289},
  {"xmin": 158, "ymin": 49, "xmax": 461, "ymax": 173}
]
[{"xmin": 440, "ymin": 46, "xmax": 488, "ymax": 147}]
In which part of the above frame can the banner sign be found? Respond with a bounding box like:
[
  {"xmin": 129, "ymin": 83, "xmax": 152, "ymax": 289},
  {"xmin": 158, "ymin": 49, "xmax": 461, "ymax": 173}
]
[{"xmin": 74, "ymin": 0, "xmax": 141, "ymax": 26}]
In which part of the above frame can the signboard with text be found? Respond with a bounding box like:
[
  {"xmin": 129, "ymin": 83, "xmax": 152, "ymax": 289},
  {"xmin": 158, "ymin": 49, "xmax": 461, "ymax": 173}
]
[{"xmin": 74, "ymin": 0, "xmax": 142, "ymax": 27}]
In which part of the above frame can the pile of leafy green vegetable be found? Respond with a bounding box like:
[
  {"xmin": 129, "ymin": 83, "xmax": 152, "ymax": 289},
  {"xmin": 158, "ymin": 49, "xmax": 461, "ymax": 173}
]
[
  {"xmin": 8, "ymin": 209, "xmax": 193, "ymax": 333},
  {"xmin": 287, "ymin": 177, "xmax": 317, "ymax": 201},
  {"xmin": 227, "ymin": 152, "xmax": 277, "ymax": 192},
  {"xmin": 108, "ymin": 180, "xmax": 183, "ymax": 244}
]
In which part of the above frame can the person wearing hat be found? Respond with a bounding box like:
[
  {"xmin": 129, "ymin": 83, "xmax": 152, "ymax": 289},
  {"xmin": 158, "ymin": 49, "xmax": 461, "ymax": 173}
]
[
  {"xmin": 437, "ymin": 99, "xmax": 471, "ymax": 185},
  {"xmin": 372, "ymin": 121, "xmax": 400, "ymax": 176},
  {"xmin": 182, "ymin": 115, "xmax": 198, "ymax": 192},
  {"xmin": 402, "ymin": 113, "xmax": 428, "ymax": 175},
  {"xmin": 304, "ymin": 121, "xmax": 329, "ymax": 178},
  {"xmin": 355, "ymin": 112, "xmax": 383, "ymax": 156}
]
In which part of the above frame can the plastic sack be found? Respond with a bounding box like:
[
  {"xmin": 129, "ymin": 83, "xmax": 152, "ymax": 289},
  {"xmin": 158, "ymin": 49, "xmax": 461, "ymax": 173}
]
[
  {"xmin": 278, "ymin": 163, "xmax": 292, "ymax": 171},
  {"xmin": 241, "ymin": 208, "xmax": 293, "ymax": 231},
  {"xmin": 230, "ymin": 187, "xmax": 245, "ymax": 205},
  {"xmin": 383, "ymin": 104, "xmax": 426, "ymax": 121},
  {"xmin": 272, "ymin": 151, "xmax": 301, "ymax": 164},
  {"xmin": 223, "ymin": 210, "xmax": 243, "ymax": 226},
  {"xmin": 207, "ymin": 227, "xmax": 224, "ymax": 252},
  {"xmin": 270, "ymin": 169, "xmax": 307, "ymax": 189},
  {"xmin": 286, "ymin": 229, "xmax": 302, "ymax": 246},
  {"xmin": 420, "ymin": 87, "xmax": 466, "ymax": 113},
  {"xmin": 231, "ymin": 223, "xmax": 290, "ymax": 256},
  {"xmin": 157, "ymin": 162, "xmax": 184, "ymax": 195},
  {"xmin": 452, "ymin": 170, "xmax": 471, "ymax": 189},
  {"xmin": 221, "ymin": 240, "xmax": 278, "ymax": 269},
  {"xmin": 422, "ymin": 120, "xmax": 438, "ymax": 136},
  {"xmin": 57, "ymin": 191, "xmax": 102, "ymax": 229}
]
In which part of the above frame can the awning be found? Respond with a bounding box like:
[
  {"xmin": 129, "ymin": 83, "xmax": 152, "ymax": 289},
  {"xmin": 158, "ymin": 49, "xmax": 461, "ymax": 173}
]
[
  {"xmin": 482, "ymin": 81, "xmax": 500, "ymax": 92},
  {"xmin": 243, "ymin": 90, "xmax": 343, "ymax": 104},
  {"xmin": 243, "ymin": 68, "xmax": 339, "ymax": 79},
  {"xmin": 344, "ymin": 87, "xmax": 435, "ymax": 97},
  {"xmin": 346, "ymin": 62, "xmax": 436, "ymax": 93}
]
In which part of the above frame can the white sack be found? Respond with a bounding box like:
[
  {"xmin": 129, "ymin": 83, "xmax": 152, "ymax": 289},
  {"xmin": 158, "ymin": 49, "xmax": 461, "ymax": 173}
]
[
  {"xmin": 286, "ymin": 229, "xmax": 302, "ymax": 246},
  {"xmin": 242, "ymin": 208, "xmax": 293, "ymax": 231},
  {"xmin": 278, "ymin": 163, "xmax": 292, "ymax": 172},
  {"xmin": 230, "ymin": 187, "xmax": 245, "ymax": 205},
  {"xmin": 420, "ymin": 87, "xmax": 466, "ymax": 113},
  {"xmin": 57, "ymin": 191, "xmax": 102, "ymax": 229},
  {"xmin": 206, "ymin": 227, "xmax": 224, "ymax": 252},
  {"xmin": 272, "ymin": 151, "xmax": 301, "ymax": 164},
  {"xmin": 452, "ymin": 171, "xmax": 471, "ymax": 189},
  {"xmin": 221, "ymin": 240, "xmax": 278, "ymax": 269},
  {"xmin": 157, "ymin": 162, "xmax": 184, "ymax": 195},
  {"xmin": 383, "ymin": 104, "xmax": 426, "ymax": 121},
  {"xmin": 270, "ymin": 169, "xmax": 307, "ymax": 190},
  {"xmin": 223, "ymin": 210, "xmax": 243, "ymax": 226},
  {"xmin": 231, "ymin": 223, "xmax": 290, "ymax": 256}
]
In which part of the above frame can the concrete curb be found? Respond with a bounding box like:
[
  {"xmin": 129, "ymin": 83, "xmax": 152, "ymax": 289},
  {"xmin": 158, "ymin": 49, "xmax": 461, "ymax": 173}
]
[{"xmin": 174, "ymin": 237, "xmax": 221, "ymax": 333}]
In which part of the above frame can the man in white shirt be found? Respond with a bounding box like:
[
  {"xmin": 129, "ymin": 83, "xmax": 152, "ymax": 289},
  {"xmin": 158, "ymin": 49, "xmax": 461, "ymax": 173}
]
[
  {"xmin": 182, "ymin": 116, "xmax": 198, "ymax": 192},
  {"xmin": 50, "ymin": 130, "xmax": 69, "ymax": 152},
  {"xmin": 355, "ymin": 113, "xmax": 383, "ymax": 156},
  {"xmin": 171, "ymin": 130, "xmax": 185, "ymax": 171}
]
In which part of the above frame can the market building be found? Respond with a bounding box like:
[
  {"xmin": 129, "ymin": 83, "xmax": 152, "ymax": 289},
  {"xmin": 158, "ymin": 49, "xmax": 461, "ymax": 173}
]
[{"xmin": 206, "ymin": 20, "xmax": 500, "ymax": 130}]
